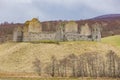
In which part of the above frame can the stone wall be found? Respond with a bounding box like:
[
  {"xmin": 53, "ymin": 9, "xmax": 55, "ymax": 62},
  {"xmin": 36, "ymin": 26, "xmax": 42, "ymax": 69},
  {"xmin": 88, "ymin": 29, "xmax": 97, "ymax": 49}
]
[
  {"xmin": 91, "ymin": 23, "xmax": 101, "ymax": 41},
  {"xmin": 65, "ymin": 33, "xmax": 92, "ymax": 41},
  {"xmin": 80, "ymin": 23, "xmax": 91, "ymax": 36},
  {"xmin": 64, "ymin": 21, "xmax": 78, "ymax": 33},
  {"xmin": 23, "ymin": 32, "xmax": 30, "ymax": 41},
  {"xmin": 28, "ymin": 32, "xmax": 56, "ymax": 41},
  {"xmin": 13, "ymin": 18, "xmax": 101, "ymax": 42},
  {"xmin": 13, "ymin": 27, "xmax": 23, "ymax": 42},
  {"xmin": 28, "ymin": 18, "xmax": 42, "ymax": 33},
  {"xmin": 23, "ymin": 24, "xmax": 29, "ymax": 41},
  {"xmin": 55, "ymin": 26, "xmax": 64, "ymax": 41},
  {"xmin": 64, "ymin": 22, "xmax": 93, "ymax": 41}
]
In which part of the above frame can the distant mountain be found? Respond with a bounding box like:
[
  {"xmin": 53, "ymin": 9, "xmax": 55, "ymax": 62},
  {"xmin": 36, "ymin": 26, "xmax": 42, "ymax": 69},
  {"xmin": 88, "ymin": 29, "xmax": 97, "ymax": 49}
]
[{"xmin": 92, "ymin": 14, "xmax": 120, "ymax": 20}]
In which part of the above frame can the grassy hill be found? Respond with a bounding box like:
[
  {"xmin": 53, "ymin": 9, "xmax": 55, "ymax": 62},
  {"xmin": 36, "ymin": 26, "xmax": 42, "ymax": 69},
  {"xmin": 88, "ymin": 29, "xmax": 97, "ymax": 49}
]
[
  {"xmin": 102, "ymin": 35, "xmax": 120, "ymax": 47},
  {"xmin": 0, "ymin": 38, "xmax": 119, "ymax": 73}
]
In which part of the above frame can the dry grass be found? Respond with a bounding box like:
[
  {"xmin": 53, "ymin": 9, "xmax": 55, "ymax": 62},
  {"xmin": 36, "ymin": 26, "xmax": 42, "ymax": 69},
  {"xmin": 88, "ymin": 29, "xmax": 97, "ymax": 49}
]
[
  {"xmin": 0, "ymin": 40, "xmax": 119, "ymax": 73},
  {"xmin": 0, "ymin": 35, "xmax": 119, "ymax": 75}
]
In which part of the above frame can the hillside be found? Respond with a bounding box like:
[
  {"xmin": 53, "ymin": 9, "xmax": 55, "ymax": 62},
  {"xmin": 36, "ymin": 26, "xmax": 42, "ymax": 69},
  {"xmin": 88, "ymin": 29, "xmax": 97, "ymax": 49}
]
[
  {"xmin": 92, "ymin": 14, "xmax": 120, "ymax": 20},
  {"xmin": 0, "ymin": 40, "xmax": 119, "ymax": 73},
  {"xmin": 102, "ymin": 35, "xmax": 120, "ymax": 47}
]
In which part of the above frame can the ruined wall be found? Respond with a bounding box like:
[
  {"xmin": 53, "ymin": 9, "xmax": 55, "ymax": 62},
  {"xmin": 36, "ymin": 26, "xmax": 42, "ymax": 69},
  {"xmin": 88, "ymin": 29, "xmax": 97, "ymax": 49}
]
[
  {"xmin": 64, "ymin": 21, "xmax": 78, "ymax": 33},
  {"xmin": 80, "ymin": 23, "xmax": 91, "ymax": 36},
  {"xmin": 23, "ymin": 32, "xmax": 30, "ymax": 41},
  {"xmin": 13, "ymin": 18, "xmax": 101, "ymax": 42},
  {"xmin": 23, "ymin": 21, "xmax": 30, "ymax": 41},
  {"xmin": 91, "ymin": 23, "xmax": 101, "ymax": 41},
  {"xmin": 55, "ymin": 25, "xmax": 64, "ymax": 41},
  {"xmin": 64, "ymin": 33, "xmax": 92, "ymax": 41},
  {"xmin": 42, "ymin": 21, "xmax": 59, "ymax": 32},
  {"xmin": 13, "ymin": 27, "xmax": 23, "ymax": 42},
  {"xmin": 22, "ymin": 19, "xmax": 61, "ymax": 41},
  {"xmin": 28, "ymin": 18, "xmax": 42, "ymax": 33},
  {"xmin": 64, "ymin": 22, "xmax": 93, "ymax": 41},
  {"xmin": 28, "ymin": 32, "xmax": 56, "ymax": 41}
]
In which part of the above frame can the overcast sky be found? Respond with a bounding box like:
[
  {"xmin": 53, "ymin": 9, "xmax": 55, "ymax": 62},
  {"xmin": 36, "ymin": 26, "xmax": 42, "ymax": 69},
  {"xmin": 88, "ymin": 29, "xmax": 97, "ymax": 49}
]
[{"xmin": 0, "ymin": 0, "xmax": 120, "ymax": 23}]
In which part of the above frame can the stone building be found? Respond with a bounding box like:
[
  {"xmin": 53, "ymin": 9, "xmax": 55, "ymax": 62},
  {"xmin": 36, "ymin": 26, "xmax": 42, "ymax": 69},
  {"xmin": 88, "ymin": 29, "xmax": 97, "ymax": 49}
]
[{"xmin": 13, "ymin": 18, "xmax": 101, "ymax": 42}]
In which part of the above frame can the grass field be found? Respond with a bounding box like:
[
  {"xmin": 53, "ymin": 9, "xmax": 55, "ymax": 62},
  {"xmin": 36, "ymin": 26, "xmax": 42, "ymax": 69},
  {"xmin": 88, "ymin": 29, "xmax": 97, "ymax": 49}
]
[
  {"xmin": 102, "ymin": 35, "xmax": 120, "ymax": 47},
  {"xmin": 0, "ymin": 35, "xmax": 120, "ymax": 79},
  {"xmin": 0, "ymin": 41, "xmax": 119, "ymax": 72}
]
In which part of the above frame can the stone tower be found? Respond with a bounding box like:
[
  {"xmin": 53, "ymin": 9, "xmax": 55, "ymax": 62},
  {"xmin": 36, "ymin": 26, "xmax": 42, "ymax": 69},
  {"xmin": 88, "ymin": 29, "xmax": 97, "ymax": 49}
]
[{"xmin": 91, "ymin": 23, "xmax": 101, "ymax": 41}]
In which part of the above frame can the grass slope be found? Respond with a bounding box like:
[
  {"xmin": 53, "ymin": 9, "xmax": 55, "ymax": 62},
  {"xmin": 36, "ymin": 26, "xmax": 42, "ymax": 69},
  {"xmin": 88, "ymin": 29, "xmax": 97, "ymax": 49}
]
[
  {"xmin": 102, "ymin": 35, "xmax": 120, "ymax": 47},
  {"xmin": 0, "ymin": 40, "xmax": 119, "ymax": 73}
]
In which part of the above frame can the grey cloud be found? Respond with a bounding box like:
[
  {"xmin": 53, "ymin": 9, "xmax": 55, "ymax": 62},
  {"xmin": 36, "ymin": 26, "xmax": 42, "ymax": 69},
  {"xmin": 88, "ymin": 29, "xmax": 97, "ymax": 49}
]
[{"xmin": 0, "ymin": 0, "xmax": 120, "ymax": 23}]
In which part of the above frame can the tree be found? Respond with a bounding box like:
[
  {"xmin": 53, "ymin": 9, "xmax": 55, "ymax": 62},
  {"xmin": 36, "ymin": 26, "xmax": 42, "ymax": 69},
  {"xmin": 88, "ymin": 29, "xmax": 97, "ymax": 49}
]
[
  {"xmin": 67, "ymin": 54, "xmax": 78, "ymax": 77},
  {"xmin": 51, "ymin": 55, "xmax": 57, "ymax": 77},
  {"xmin": 106, "ymin": 50, "xmax": 118, "ymax": 77},
  {"xmin": 77, "ymin": 52, "xmax": 105, "ymax": 77},
  {"xmin": 59, "ymin": 56, "xmax": 68, "ymax": 77},
  {"xmin": 32, "ymin": 58, "xmax": 41, "ymax": 76}
]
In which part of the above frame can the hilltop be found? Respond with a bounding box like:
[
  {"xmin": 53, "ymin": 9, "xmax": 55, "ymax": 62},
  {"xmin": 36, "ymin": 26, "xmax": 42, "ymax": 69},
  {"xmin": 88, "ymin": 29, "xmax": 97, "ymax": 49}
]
[{"xmin": 93, "ymin": 14, "xmax": 120, "ymax": 20}]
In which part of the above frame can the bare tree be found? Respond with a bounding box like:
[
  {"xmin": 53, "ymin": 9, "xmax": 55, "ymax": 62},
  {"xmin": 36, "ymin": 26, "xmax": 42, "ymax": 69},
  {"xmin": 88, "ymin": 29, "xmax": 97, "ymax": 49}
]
[
  {"xmin": 44, "ymin": 51, "xmax": 120, "ymax": 78},
  {"xmin": 51, "ymin": 55, "xmax": 57, "ymax": 77},
  {"xmin": 32, "ymin": 58, "xmax": 41, "ymax": 76},
  {"xmin": 59, "ymin": 57, "xmax": 68, "ymax": 77},
  {"xmin": 77, "ymin": 52, "xmax": 106, "ymax": 77},
  {"xmin": 106, "ymin": 50, "xmax": 120, "ymax": 77},
  {"xmin": 67, "ymin": 54, "xmax": 78, "ymax": 77}
]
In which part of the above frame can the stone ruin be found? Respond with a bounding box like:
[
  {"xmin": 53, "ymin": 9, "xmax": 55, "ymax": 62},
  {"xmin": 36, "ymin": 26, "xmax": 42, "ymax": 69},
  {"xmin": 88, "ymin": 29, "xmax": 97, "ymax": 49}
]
[{"xmin": 13, "ymin": 18, "xmax": 101, "ymax": 42}]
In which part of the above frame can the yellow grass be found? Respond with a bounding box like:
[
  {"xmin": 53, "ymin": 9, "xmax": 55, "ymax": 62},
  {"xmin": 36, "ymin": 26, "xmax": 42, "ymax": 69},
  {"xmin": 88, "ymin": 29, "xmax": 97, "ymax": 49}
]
[{"xmin": 0, "ymin": 40, "xmax": 120, "ymax": 73}]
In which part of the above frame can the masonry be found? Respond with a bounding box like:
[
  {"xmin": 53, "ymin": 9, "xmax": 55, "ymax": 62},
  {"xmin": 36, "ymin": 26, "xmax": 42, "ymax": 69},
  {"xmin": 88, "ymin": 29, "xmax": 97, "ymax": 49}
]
[{"xmin": 13, "ymin": 18, "xmax": 101, "ymax": 42}]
